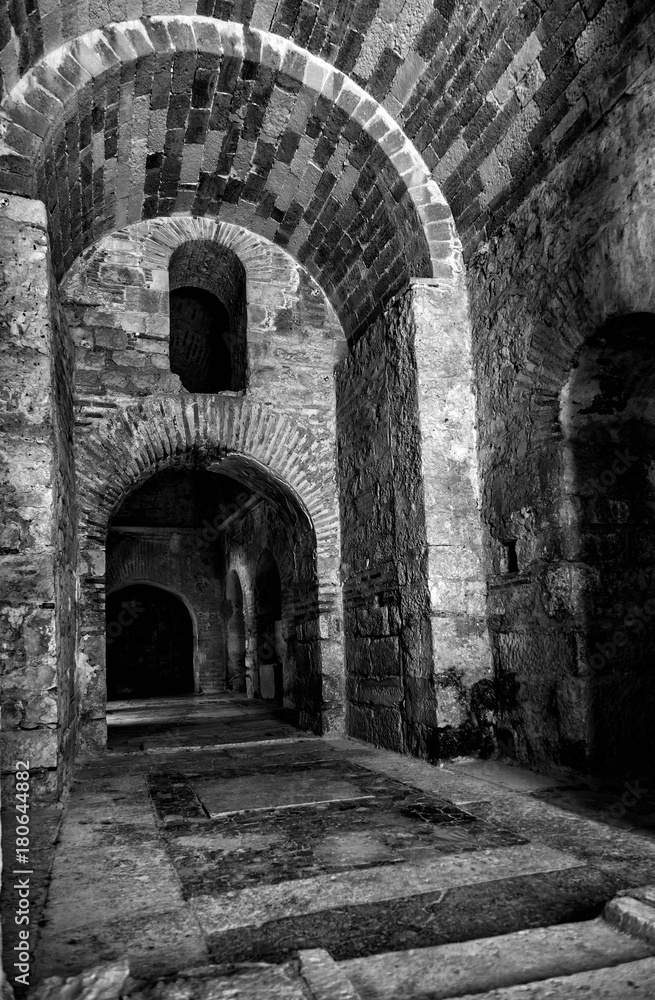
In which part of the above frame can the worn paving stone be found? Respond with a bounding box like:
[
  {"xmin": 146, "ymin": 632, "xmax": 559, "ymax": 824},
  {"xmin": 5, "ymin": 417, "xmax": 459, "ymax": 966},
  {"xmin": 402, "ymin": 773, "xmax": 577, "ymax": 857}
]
[
  {"xmin": 34, "ymin": 907, "xmax": 208, "ymax": 982},
  {"xmin": 28, "ymin": 702, "xmax": 655, "ymax": 990},
  {"xmin": 199, "ymin": 866, "xmax": 622, "ymax": 965},
  {"xmin": 131, "ymin": 962, "xmax": 309, "ymax": 1000},
  {"xmin": 150, "ymin": 759, "xmax": 527, "ymax": 896}
]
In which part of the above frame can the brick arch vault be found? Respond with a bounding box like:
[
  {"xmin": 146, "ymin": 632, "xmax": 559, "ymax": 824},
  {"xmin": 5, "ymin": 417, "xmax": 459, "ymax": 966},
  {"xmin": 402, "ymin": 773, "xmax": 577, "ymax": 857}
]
[
  {"xmin": 76, "ymin": 395, "xmax": 342, "ymax": 749},
  {"xmin": 0, "ymin": 16, "xmax": 460, "ymax": 338}
]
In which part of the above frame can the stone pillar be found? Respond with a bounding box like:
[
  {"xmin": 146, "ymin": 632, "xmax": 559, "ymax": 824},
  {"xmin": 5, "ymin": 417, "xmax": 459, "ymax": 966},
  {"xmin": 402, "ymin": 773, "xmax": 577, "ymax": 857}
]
[
  {"xmin": 0, "ymin": 194, "xmax": 77, "ymax": 801},
  {"xmin": 337, "ymin": 277, "xmax": 492, "ymax": 759},
  {"xmin": 410, "ymin": 278, "xmax": 493, "ymax": 754}
]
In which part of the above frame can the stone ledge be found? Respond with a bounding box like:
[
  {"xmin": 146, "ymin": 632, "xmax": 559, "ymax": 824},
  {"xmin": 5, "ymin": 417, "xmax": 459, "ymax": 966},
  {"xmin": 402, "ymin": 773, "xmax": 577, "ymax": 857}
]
[{"xmin": 604, "ymin": 889, "xmax": 655, "ymax": 947}]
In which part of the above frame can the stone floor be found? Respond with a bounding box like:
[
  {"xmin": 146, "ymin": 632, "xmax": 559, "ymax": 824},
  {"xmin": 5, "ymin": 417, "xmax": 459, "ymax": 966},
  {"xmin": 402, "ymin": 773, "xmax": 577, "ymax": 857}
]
[{"xmin": 8, "ymin": 694, "xmax": 655, "ymax": 998}]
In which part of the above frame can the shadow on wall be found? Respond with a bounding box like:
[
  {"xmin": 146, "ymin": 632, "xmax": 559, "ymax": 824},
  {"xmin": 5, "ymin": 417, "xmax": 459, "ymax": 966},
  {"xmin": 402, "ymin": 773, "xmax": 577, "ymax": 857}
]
[{"xmin": 562, "ymin": 312, "xmax": 655, "ymax": 781}]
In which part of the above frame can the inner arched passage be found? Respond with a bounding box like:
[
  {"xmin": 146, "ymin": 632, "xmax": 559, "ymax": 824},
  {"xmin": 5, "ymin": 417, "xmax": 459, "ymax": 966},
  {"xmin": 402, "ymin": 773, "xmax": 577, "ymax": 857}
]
[
  {"xmin": 562, "ymin": 313, "xmax": 655, "ymax": 781},
  {"xmin": 100, "ymin": 445, "xmax": 324, "ymax": 743},
  {"xmin": 106, "ymin": 584, "xmax": 194, "ymax": 700}
]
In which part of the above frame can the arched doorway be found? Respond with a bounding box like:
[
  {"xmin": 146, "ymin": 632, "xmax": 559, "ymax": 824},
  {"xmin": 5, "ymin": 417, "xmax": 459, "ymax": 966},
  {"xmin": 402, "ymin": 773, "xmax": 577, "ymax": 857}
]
[
  {"xmin": 562, "ymin": 313, "xmax": 655, "ymax": 779},
  {"xmin": 106, "ymin": 584, "xmax": 194, "ymax": 700},
  {"xmin": 225, "ymin": 570, "xmax": 247, "ymax": 693},
  {"xmin": 255, "ymin": 550, "xmax": 283, "ymax": 704}
]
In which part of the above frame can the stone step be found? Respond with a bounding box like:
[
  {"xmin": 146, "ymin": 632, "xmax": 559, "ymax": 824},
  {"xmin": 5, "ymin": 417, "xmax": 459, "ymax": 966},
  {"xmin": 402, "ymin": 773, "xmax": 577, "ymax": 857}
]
[
  {"xmin": 334, "ymin": 917, "xmax": 655, "ymax": 1000},
  {"xmin": 452, "ymin": 959, "xmax": 655, "ymax": 999}
]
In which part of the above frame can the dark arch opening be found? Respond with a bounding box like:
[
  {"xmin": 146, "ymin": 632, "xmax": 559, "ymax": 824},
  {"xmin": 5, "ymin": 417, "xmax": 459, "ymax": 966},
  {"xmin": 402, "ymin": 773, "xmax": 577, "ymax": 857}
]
[
  {"xmin": 564, "ymin": 312, "xmax": 655, "ymax": 780},
  {"xmin": 225, "ymin": 570, "xmax": 246, "ymax": 693},
  {"xmin": 106, "ymin": 584, "xmax": 194, "ymax": 700},
  {"xmin": 169, "ymin": 240, "xmax": 247, "ymax": 393},
  {"xmin": 255, "ymin": 549, "xmax": 283, "ymax": 704},
  {"xmin": 169, "ymin": 287, "xmax": 232, "ymax": 392}
]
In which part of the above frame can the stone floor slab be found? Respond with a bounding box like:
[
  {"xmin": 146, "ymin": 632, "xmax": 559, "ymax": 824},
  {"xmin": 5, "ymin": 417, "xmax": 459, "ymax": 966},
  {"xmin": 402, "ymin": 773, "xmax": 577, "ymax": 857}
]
[
  {"xmin": 189, "ymin": 843, "xmax": 583, "ymax": 933},
  {"xmin": 194, "ymin": 770, "xmax": 370, "ymax": 815},
  {"xmin": 34, "ymin": 907, "xmax": 208, "ymax": 981}
]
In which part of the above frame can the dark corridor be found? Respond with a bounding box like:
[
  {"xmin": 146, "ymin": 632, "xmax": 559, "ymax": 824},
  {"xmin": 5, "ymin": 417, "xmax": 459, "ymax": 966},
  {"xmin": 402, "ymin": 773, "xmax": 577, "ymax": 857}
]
[{"xmin": 106, "ymin": 584, "xmax": 194, "ymax": 700}]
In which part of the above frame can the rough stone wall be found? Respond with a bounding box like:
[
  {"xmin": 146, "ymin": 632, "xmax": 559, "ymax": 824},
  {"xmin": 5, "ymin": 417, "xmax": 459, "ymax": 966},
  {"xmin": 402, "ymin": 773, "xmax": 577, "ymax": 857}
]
[
  {"xmin": 468, "ymin": 61, "xmax": 655, "ymax": 777},
  {"xmin": 0, "ymin": 195, "xmax": 77, "ymax": 802},
  {"xmin": 106, "ymin": 530, "xmax": 225, "ymax": 693},
  {"xmin": 49, "ymin": 257, "xmax": 78, "ymax": 797},
  {"xmin": 337, "ymin": 299, "xmax": 429, "ymax": 754},
  {"xmin": 224, "ymin": 498, "xmax": 325, "ymax": 730}
]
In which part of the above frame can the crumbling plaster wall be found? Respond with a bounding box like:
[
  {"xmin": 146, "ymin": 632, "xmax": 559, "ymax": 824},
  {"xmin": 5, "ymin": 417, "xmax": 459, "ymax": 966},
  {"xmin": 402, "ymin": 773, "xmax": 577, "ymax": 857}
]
[
  {"xmin": 468, "ymin": 62, "xmax": 655, "ymax": 776},
  {"xmin": 0, "ymin": 194, "xmax": 77, "ymax": 802}
]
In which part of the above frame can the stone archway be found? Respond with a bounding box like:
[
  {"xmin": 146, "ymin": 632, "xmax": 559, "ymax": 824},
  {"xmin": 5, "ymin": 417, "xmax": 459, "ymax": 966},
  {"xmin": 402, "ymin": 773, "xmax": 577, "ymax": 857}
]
[{"xmin": 75, "ymin": 396, "xmax": 342, "ymax": 750}]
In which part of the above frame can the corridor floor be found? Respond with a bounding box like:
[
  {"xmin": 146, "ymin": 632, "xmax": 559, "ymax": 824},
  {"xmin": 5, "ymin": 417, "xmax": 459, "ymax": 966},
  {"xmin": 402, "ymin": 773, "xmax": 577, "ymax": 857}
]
[{"xmin": 18, "ymin": 695, "xmax": 655, "ymax": 996}]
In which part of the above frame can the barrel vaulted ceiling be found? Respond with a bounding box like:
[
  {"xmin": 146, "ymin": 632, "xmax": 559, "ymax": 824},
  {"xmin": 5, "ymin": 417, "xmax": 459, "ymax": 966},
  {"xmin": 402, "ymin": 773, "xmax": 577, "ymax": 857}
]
[{"xmin": 0, "ymin": 1, "xmax": 651, "ymax": 330}]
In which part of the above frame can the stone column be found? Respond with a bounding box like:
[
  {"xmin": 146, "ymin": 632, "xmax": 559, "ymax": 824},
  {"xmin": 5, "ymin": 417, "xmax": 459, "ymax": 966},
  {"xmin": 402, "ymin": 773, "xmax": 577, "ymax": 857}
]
[
  {"xmin": 337, "ymin": 276, "xmax": 492, "ymax": 759},
  {"xmin": 0, "ymin": 194, "xmax": 77, "ymax": 801}
]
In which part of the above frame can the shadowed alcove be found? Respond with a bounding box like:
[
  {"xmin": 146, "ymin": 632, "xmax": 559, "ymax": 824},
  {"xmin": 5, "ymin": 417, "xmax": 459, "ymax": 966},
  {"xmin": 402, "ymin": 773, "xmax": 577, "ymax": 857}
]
[{"xmin": 562, "ymin": 313, "xmax": 655, "ymax": 780}]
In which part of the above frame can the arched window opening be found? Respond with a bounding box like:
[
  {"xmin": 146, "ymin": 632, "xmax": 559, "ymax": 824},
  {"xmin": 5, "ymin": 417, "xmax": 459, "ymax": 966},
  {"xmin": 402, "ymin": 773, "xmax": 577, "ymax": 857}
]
[
  {"xmin": 169, "ymin": 240, "xmax": 247, "ymax": 393},
  {"xmin": 225, "ymin": 570, "xmax": 246, "ymax": 693},
  {"xmin": 106, "ymin": 584, "xmax": 194, "ymax": 700},
  {"xmin": 255, "ymin": 550, "xmax": 283, "ymax": 703},
  {"xmin": 169, "ymin": 287, "xmax": 232, "ymax": 392}
]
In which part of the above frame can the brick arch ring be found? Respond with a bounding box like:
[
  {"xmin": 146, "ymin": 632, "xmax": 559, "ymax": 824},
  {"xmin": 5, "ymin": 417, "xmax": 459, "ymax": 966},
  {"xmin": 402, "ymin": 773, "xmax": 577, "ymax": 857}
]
[
  {"xmin": 77, "ymin": 394, "xmax": 341, "ymax": 598},
  {"xmin": 76, "ymin": 395, "xmax": 343, "ymax": 744}
]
